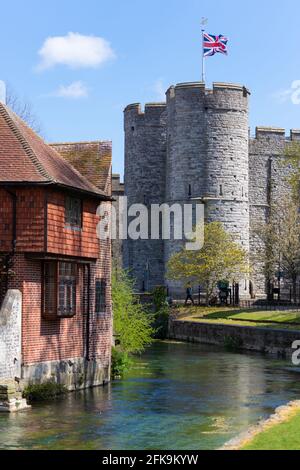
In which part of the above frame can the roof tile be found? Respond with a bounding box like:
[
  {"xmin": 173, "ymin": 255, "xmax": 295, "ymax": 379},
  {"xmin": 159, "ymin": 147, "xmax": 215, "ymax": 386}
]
[{"xmin": 0, "ymin": 103, "xmax": 110, "ymax": 199}]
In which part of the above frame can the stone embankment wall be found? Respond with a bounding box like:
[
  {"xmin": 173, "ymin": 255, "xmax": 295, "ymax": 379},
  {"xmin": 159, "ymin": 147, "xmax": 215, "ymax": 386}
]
[{"xmin": 169, "ymin": 319, "xmax": 300, "ymax": 358}]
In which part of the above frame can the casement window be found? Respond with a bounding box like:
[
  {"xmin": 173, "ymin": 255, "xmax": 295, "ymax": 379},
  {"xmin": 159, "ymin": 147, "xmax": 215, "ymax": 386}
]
[
  {"xmin": 65, "ymin": 196, "xmax": 82, "ymax": 228},
  {"xmin": 58, "ymin": 263, "xmax": 77, "ymax": 317},
  {"xmin": 43, "ymin": 261, "xmax": 77, "ymax": 319},
  {"xmin": 95, "ymin": 279, "xmax": 106, "ymax": 314}
]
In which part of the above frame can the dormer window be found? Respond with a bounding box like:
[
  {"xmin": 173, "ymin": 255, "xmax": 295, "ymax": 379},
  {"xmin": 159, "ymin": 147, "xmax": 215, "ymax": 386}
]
[{"xmin": 65, "ymin": 196, "xmax": 82, "ymax": 228}]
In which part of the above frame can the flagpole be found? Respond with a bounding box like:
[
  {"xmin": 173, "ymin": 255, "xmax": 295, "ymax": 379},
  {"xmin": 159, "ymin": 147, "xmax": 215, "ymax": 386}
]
[
  {"xmin": 202, "ymin": 29, "xmax": 205, "ymax": 83},
  {"xmin": 201, "ymin": 18, "xmax": 208, "ymax": 83}
]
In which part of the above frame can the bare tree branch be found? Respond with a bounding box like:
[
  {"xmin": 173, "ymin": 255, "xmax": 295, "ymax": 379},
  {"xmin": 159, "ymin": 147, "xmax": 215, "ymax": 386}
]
[{"xmin": 5, "ymin": 85, "xmax": 43, "ymax": 135}]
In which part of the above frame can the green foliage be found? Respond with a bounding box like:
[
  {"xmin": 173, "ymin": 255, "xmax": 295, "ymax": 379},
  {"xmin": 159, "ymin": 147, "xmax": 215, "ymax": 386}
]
[
  {"xmin": 151, "ymin": 286, "xmax": 170, "ymax": 339},
  {"xmin": 111, "ymin": 348, "xmax": 132, "ymax": 379},
  {"xmin": 23, "ymin": 381, "xmax": 67, "ymax": 402},
  {"xmin": 152, "ymin": 286, "xmax": 167, "ymax": 311},
  {"xmin": 112, "ymin": 268, "xmax": 154, "ymax": 354},
  {"xmin": 152, "ymin": 307, "xmax": 170, "ymax": 339},
  {"xmin": 167, "ymin": 222, "xmax": 249, "ymax": 305},
  {"xmin": 223, "ymin": 336, "xmax": 243, "ymax": 352}
]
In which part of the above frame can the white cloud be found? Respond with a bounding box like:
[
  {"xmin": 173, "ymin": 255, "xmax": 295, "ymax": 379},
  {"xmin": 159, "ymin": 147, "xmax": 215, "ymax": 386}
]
[
  {"xmin": 37, "ymin": 32, "xmax": 115, "ymax": 70},
  {"xmin": 273, "ymin": 80, "xmax": 300, "ymax": 105},
  {"xmin": 153, "ymin": 79, "xmax": 166, "ymax": 101},
  {"xmin": 53, "ymin": 81, "xmax": 89, "ymax": 99}
]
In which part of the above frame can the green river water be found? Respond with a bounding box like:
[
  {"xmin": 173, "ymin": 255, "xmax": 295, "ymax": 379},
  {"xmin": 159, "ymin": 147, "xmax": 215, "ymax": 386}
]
[{"xmin": 0, "ymin": 341, "xmax": 300, "ymax": 450}]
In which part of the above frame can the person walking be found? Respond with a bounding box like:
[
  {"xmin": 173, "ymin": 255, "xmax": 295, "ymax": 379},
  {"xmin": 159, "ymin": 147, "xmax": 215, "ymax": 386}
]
[{"xmin": 185, "ymin": 284, "xmax": 195, "ymax": 306}]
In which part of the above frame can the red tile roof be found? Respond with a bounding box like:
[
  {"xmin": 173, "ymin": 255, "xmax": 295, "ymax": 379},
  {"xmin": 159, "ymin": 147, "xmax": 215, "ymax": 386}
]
[{"xmin": 0, "ymin": 103, "xmax": 111, "ymax": 200}]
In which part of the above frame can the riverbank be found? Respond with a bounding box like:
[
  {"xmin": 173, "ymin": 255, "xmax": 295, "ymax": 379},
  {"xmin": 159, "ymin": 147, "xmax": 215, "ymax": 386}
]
[
  {"xmin": 221, "ymin": 400, "xmax": 300, "ymax": 450},
  {"xmin": 174, "ymin": 306, "xmax": 300, "ymax": 330},
  {"xmin": 169, "ymin": 307, "xmax": 300, "ymax": 357}
]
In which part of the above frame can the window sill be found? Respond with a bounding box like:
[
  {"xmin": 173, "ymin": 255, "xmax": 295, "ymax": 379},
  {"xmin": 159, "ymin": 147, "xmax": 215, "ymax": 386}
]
[{"xmin": 65, "ymin": 225, "xmax": 82, "ymax": 232}]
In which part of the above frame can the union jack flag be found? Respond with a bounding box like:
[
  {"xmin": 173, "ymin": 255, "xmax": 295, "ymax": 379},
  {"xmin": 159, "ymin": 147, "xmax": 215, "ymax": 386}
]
[{"xmin": 203, "ymin": 33, "xmax": 228, "ymax": 57}]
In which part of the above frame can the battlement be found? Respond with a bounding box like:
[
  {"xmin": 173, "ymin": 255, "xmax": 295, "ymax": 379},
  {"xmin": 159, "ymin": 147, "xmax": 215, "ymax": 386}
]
[
  {"xmin": 124, "ymin": 102, "xmax": 167, "ymax": 129},
  {"xmin": 253, "ymin": 127, "xmax": 300, "ymax": 141},
  {"xmin": 124, "ymin": 102, "xmax": 166, "ymax": 114},
  {"xmin": 112, "ymin": 174, "xmax": 124, "ymax": 193},
  {"xmin": 166, "ymin": 81, "xmax": 249, "ymax": 97},
  {"xmin": 165, "ymin": 81, "xmax": 249, "ymax": 113}
]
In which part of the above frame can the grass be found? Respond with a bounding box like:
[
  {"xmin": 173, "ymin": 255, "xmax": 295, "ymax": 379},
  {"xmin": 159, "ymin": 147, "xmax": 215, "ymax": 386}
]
[
  {"xmin": 176, "ymin": 306, "xmax": 300, "ymax": 330},
  {"xmin": 243, "ymin": 411, "xmax": 300, "ymax": 450}
]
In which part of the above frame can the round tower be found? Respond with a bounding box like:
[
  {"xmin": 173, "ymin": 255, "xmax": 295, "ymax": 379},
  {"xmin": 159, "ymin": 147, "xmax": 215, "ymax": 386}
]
[
  {"xmin": 165, "ymin": 82, "xmax": 250, "ymax": 298},
  {"xmin": 124, "ymin": 102, "xmax": 167, "ymax": 291}
]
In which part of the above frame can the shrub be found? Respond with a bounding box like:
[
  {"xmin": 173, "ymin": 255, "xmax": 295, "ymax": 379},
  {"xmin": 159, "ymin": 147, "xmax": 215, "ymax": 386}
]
[
  {"xmin": 111, "ymin": 347, "xmax": 132, "ymax": 379},
  {"xmin": 23, "ymin": 381, "xmax": 68, "ymax": 402},
  {"xmin": 152, "ymin": 286, "xmax": 170, "ymax": 339},
  {"xmin": 112, "ymin": 268, "xmax": 154, "ymax": 354}
]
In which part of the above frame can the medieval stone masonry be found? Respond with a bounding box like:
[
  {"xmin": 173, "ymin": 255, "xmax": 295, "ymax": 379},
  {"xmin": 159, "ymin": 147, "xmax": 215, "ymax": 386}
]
[{"xmin": 123, "ymin": 81, "xmax": 298, "ymax": 299}]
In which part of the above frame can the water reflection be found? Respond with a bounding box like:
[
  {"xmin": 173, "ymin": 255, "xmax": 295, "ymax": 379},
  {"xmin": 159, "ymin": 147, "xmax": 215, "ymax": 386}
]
[{"xmin": 0, "ymin": 341, "xmax": 300, "ymax": 450}]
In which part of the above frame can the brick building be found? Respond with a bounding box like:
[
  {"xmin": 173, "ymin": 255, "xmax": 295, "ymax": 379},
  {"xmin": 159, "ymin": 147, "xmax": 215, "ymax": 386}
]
[{"xmin": 0, "ymin": 103, "xmax": 113, "ymax": 390}]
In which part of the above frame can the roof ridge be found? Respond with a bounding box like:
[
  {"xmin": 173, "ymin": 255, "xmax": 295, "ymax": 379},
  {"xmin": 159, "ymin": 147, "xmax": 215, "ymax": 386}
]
[{"xmin": 0, "ymin": 104, "xmax": 54, "ymax": 182}]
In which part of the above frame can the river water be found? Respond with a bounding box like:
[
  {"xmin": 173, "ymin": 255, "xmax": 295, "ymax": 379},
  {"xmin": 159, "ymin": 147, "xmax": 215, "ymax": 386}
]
[{"xmin": 0, "ymin": 341, "xmax": 300, "ymax": 450}]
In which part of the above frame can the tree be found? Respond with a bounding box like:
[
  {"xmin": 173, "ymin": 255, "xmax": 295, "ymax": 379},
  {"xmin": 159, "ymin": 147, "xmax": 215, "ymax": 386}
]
[
  {"xmin": 255, "ymin": 196, "xmax": 300, "ymax": 302},
  {"xmin": 112, "ymin": 268, "xmax": 154, "ymax": 355},
  {"xmin": 6, "ymin": 85, "xmax": 42, "ymax": 134},
  {"xmin": 167, "ymin": 222, "xmax": 249, "ymax": 305}
]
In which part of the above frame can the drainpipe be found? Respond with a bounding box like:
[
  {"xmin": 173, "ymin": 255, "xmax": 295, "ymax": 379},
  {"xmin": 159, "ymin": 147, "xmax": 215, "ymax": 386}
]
[{"xmin": 86, "ymin": 264, "xmax": 91, "ymax": 361}]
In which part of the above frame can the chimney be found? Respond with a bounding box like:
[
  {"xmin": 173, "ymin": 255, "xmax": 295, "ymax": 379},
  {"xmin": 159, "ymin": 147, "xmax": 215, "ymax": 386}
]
[{"xmin": 0, "ymin": 81, "xmax": 6, "ymax": 104}]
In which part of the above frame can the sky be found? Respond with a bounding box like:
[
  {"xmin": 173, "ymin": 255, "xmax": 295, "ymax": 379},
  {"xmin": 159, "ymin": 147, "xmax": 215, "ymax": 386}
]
[{"xmin": 1, "ymin": 0, "xmax": 300, "ymax": 177}]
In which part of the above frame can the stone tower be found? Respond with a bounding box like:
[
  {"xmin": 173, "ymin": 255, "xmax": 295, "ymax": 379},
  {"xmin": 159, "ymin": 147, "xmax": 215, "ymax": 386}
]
[
  {"xmin": 124, "ymin": 82, "xmax": 250, "ymax": 297},
  {"xmin": 123, "ymin": 103, "xmax": 167, "ymax": 291},
  {"xmin": 164, "ymin": 82, "xmax": 250, "ymax": 297}
]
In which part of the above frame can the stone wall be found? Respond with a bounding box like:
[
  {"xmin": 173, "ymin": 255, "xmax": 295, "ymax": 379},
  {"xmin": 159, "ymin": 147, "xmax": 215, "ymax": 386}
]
[
  {"xmin": 21, "ymin": 357, "xmax": 109, "ymax": 391},
  {"xmin": 249, "ymin": 128, "xmax": 298, "ymax": 295},
  {"xmin": 169, "ymin": 319, "xmax": 300, "ymax": 358},
  {"xmin": 0, "ymin": 290, "xmax": 22, "ymax": 380},
  {"xmin": 124, "ymin": 103, "xmax": 167, "ymax": 291}
]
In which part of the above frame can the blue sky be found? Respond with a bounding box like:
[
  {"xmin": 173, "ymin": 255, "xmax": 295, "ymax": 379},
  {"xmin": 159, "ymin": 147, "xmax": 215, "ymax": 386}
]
[{"xmin": 1, "ymin": 0, "xmax": 300, "ymax": 176}]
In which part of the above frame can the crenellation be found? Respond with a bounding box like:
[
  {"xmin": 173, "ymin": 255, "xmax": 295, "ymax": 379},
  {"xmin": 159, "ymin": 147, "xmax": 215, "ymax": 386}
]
[
  {"xmin": 255, "ymin": 127, "xmax": 286, "ymax": 139},
  {"xmin": 291, "ymin": 129, "xmax": 300, "ymax": 141}
]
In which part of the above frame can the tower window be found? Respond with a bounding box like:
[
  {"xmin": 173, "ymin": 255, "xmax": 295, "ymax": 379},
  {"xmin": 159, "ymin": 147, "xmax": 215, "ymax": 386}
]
[
  {"xmin": 219, "ymin": 185, "xmax": 223, "ymax": 196},
  {"xmin": 188, "ymin": 184, "xmax": 192, "ymax": 197}
]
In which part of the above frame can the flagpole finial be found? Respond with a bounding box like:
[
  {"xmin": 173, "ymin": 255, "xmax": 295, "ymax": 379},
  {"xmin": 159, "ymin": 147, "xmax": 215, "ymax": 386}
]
[{"xmin": 201, "ymin": 17, "xmax": 208, "ymax": 30}]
